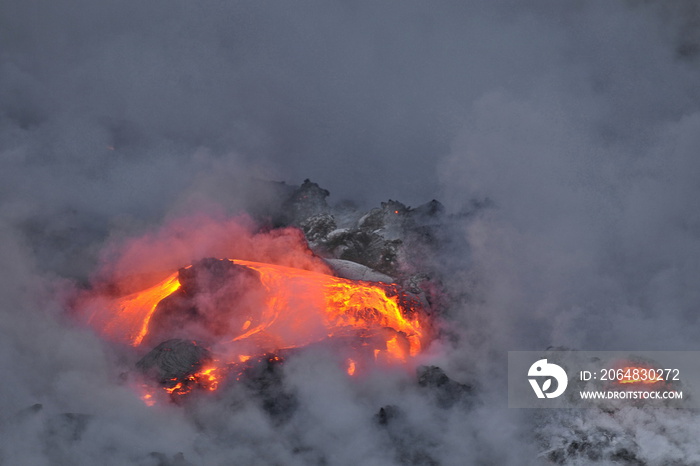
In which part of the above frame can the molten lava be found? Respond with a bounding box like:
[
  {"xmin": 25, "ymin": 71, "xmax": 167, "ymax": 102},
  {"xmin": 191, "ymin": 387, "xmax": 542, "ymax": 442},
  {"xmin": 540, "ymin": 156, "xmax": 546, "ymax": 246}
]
[{"xmin": 85, "ymin": 258, "xmax": 428, "ymax": 402}]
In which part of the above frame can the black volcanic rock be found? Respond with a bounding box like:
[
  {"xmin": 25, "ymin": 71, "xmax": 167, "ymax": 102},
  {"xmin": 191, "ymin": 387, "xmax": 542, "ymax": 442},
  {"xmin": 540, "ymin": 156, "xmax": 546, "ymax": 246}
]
[
  {"xmin": 300, "ymin": 213, "xmax": 337, "ymax": 243},
  {"xmin": 417, "ymin": 365, "xmax": 472, "ymax": 408},
  {"xmin": 410, "ymin": 199, "xmax": 445, "ymax": 219},
  {"xmin": 282, "ymin": 182, "xmax": 452, "ymax": 281},
  {"xmin": 177, "ymin": 257, "xmax": 261, "ymax": 297},
  {"xmin": 358, "ymin": 200, "xmax": 409, "ymax": 231},
  {"xmin": 323, "ymin": 228, "xmax": 402, "ymax": 275},
  {"xmin": 283, "ymin": 179, "xmax": 331, "ymax": 226},
  {"xmin": 269, "ymin": 179, "xmax": 460, "ymax": 289},
  {"xmin": 374, "ymin": 404, "xmax": 403, "ymax": 426},
  {"xmin": 136, "ymin": 339, "xmax": 211, "ymax": 385},
  {"xmin": 544, "ymin": 427, "xmax": 643, "ymax": 465},
  {"xmin": 242, "ymin": 355, "xmax": 298, "ymax": 425},
  {"xmin": 196, "ymin": 354, "xmax": 301, "ymax": 425},
  {"xmin": 142, "ymin": 258, "xmax": 266, "ymax": 347}
]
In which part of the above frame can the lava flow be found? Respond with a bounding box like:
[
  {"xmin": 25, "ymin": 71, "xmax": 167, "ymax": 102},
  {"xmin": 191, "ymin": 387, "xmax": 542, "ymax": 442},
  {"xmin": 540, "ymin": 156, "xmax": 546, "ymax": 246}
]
[{"xmin": 81, "ymin": 258, "xmax": 428, "ymax": 402}]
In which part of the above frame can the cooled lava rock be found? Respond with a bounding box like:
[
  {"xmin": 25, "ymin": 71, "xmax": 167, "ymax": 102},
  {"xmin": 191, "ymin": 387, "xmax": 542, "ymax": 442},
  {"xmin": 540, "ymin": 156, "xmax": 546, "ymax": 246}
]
[
  {"xmin": 374, "ymin": 404, "xmax": 403, "ymax": 426},
  {"xmin": 283, "ymin": 179, "xmax": 331, "ymax": 226},
  {"xmin": 176, "ymin": 258, "xmax": 261, "ymax": 296},
  {"xmin": 241, "ymin": 355, "xmax": 298, "ymax": 425},
  {"xmin": 543, "ymin": 427, "xmax": 642, "ymax": 465},
  {"xmin": 271, "ymin": 179, "xmax": 457, "ymax": 316},
  {"xmin": 324, "ymin": 258, "xmax": 393, "ymax": 282},
  {"xmin": 417, "ymin": 365, "xmax": 472, "ymax": 408},
  {"xmin": 136, "ymin": 339, "xmax": 212, "ymax": 385},
  {"xmin": 323, "ymin": 228, "xmax": 403, "ymax": 276},
  {"xmin": 293, "ymin": 187, "xmax": 449, "ymax": 284},
  {"xmin": 300, "ymin": 213, "xmax": 337, "ymax": 243}
]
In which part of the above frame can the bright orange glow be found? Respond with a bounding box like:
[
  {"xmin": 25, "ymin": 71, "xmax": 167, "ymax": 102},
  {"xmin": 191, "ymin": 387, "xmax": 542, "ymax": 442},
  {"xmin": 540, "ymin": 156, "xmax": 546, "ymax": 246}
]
[
  {"xmin": 158, "ymin": 366, "xmax": 221, "ymax": 398},
  {"xmin": 231, "ymin": 259, "xmax": 424, "ymax": 354},
  {"xmin": 141, "ymin": 393, "xmax": 155, "ymax": 407},
  {"xmin": 84, "ymin": 258, "xmax": 428, "ymax": 402},
  {"xmin": 165, "ymin": 381, "xmax": 189, "ymax": 396},
  {"xmin": 197, "ymin": 367, "xmax": 221, "ymax": 391},
  {"xmin": 88, "ymin": 273, "xmax": 181, "ymax": 346},
  {"xmin": 385, "ymin": 336, "xmax": 405, "ymax": 361}
]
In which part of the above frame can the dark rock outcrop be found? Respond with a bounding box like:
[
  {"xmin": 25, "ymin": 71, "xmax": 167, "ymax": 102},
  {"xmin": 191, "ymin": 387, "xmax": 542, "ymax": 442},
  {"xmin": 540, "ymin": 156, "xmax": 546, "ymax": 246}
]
[
  {"xmin": 142, "ymin": 258, "xmax": 266, "ymax": 347},
  {"xmin": 417, "ymin": 365, "xmax": 472, "ymax": 409},
  {"xmin": 136, "ymin": 339, "xmax": 211, "ymax": 386}
]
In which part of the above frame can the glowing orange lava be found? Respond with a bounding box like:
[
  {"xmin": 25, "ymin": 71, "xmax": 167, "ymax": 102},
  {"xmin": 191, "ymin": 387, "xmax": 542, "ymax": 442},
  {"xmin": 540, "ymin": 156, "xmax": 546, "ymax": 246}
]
[
  {"xmin": 90, "ymin": 273, "xmax": 181, "ymax": 346},
  {"xmin": 347, "ymin": 359, "xmax": 357, "ymax": 376},
  {"xmin": 84, "ymin": 258, "xmax": 428, "ymax": 401},
  {"xmin": 141, "ymin": 393, "xmax": 155, "ymax": 406}
]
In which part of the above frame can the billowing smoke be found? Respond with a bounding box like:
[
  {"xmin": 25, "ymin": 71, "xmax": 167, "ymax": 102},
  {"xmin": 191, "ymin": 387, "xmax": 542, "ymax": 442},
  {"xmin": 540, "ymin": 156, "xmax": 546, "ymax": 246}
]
[{"xmin": 2, "ymin": 0, "xmax": 700, "ymax": 464}]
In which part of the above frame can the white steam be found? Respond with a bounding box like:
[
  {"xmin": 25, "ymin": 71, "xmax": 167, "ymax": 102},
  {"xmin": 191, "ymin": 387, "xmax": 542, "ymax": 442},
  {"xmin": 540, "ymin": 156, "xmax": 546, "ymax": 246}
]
[{"xmin": 2, "ymin": 1, "xmax": 700, "ymax": 464}]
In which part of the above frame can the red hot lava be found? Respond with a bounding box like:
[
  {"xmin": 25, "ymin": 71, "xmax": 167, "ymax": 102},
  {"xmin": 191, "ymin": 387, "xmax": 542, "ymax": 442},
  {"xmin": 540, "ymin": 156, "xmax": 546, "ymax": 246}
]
[{"xmin": 79, "ymin": 252, "xmax": 429, "ymax": 402}]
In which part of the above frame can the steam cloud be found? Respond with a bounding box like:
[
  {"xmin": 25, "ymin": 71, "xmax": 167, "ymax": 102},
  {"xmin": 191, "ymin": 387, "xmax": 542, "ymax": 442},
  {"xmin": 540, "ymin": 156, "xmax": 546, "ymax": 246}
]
[{"xmin": 2, "ymin": 1, "xmax": 700, "ymax": 464}]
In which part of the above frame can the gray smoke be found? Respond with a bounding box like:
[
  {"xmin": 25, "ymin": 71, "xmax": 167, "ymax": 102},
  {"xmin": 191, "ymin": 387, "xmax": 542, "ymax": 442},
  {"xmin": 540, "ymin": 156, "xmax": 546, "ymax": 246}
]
[{"xmin": 2, "ymin": 0, "xmax": 700, "ymax": 464}]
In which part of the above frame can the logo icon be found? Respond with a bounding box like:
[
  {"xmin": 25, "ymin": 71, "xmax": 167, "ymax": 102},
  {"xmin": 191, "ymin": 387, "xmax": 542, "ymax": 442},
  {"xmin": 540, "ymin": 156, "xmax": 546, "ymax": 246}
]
[{"xmin": 528, "ymin": 359, "xmax": 568, "ymax": 398}]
